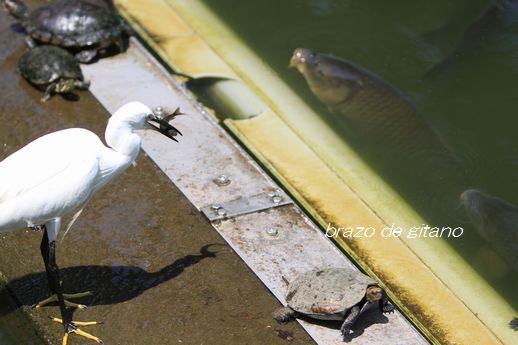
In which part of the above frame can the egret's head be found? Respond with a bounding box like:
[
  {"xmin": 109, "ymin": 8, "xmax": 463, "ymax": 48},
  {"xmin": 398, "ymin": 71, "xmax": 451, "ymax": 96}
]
[{"xmin": 111, "ymin": 101, "xmax": 183, "ymax": 141}]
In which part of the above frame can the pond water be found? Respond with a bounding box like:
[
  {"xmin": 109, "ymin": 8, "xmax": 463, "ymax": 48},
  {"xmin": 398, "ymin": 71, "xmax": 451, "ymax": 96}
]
[{"xmin": 200, "ymin": 0, "xmax": 518, "ymax": 311}]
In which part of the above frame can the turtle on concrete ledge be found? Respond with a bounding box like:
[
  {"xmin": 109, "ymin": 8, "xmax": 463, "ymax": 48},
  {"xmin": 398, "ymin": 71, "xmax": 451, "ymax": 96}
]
[
  {"xmin": 3, "ymin": 0, "xmax": 130, "ymax": 63},
  {"xmin": 272, "ymin": 267, "xmax": 395, "ymax": 339},
  {"xmin": 17, "ymin": 45, "xmax": 90, "ymax": 102}
]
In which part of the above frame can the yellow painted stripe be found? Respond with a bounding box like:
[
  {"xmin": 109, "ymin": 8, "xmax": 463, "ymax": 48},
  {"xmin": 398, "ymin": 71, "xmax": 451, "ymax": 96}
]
[{"xmin": 116, "ymin": 0, "xmax": 237, "ymax": 78}]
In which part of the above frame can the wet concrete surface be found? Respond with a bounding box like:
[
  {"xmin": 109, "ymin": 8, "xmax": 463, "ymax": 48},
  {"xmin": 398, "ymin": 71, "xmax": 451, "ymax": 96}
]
[{"xmin": 0, "ymin": 1, "xmax": 314, "ymax": 344}]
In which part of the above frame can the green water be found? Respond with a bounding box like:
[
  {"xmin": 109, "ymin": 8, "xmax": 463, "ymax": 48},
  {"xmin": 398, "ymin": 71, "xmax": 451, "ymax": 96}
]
[{"xmin": 200, "ymin": 0, "xmax": 518, "ymax": 309}]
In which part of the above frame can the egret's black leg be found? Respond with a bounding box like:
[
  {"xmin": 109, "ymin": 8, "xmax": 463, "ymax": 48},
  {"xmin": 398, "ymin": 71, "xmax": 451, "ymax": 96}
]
[
  {"xmin": 36, "ymin": 225, "xmax": 103, "ymax": 344},
  {"xmin": 34, "ymin": 228, "xmax": 90, "ymax": 309},
  {"xmin": 40, "ymin": 227, "xmax": 71, "ymax": 332},
  {"xmin": 40, "ymin": 227, "xmax": 56, "ymax": 295}
]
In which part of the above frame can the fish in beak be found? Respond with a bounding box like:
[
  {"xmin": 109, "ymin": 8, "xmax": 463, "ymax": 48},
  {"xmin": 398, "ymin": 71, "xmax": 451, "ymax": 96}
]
[{"xmin": 147, "ymin": 107, "xmax": 183, "ymax": 141}]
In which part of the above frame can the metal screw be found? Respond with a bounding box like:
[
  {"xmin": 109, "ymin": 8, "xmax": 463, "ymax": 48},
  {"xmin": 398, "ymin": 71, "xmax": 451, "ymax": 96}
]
[
  {"xmin": 272, "ymin": 195, "xmax": 283, "ymax": 204},
  {"xmin": 211, "ymin": 204, "xmax": 221, "ymax": 210},
  {"xmin": 213, "ymin": 174, "xmax": 231, "ymax": 186},
  {"xmin": 154, "ymin": 106, "xmax": 164, "ymax": 116},
  {"xmin": 217, "ymin": 207, "xmax": 227, "ymax": 216},
  {"xmin": 266, "ymin": 227, "xmax": 279, "ymax": 236}
]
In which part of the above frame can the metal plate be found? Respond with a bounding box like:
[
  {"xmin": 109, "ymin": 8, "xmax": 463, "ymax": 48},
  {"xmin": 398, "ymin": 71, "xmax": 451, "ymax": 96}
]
[{"xmin": 201, "ymin": 190, "xmax": 292, "ymax": 221}]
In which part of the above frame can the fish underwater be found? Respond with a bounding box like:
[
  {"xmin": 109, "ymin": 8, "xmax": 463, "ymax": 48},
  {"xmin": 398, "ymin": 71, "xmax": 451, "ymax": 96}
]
[
  {"xmin": 289, "ymin": 48, "xmax": 462, "ymax": 188},
  {"xmin": 460, "ymin": 189, "xmax": 518, "ymax": 272},
  {"xmin": 426, "ymin": 0, "xmax": 518, "ymax": 77}
]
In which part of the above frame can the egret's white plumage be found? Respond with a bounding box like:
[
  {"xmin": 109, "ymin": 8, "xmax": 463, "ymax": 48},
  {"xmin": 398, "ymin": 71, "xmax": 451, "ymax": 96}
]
[
  {"xmin": 0, "ymin": 101, "xmax": 181, "ymax": 344},
  {"xmin": 0, "ymin": 102, "xmax": 176, "ymax": 238}
]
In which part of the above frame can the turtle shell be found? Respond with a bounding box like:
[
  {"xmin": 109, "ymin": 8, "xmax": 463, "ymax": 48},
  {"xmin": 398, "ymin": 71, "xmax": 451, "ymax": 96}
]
[
  {"xmin": 24, "ymin": 0, "xmax": 126, "ymax": 48},
  {"xmin": 18, "ymin": 45, "xmax": 83, "ymax": 86},
  {"xmin": 286, "ymin": 268, "xmax": 377, "ymax": 319}
]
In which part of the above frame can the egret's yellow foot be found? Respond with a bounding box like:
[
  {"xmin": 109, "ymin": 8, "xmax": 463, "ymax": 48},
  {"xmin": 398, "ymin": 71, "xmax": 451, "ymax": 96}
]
[
  {"xmin": 50, "ymin": 317, "xmax": 103, "ymax": 345},
  {"xmin": 32, "ymin": 291, "xmax": 92, "ymax": 309}
]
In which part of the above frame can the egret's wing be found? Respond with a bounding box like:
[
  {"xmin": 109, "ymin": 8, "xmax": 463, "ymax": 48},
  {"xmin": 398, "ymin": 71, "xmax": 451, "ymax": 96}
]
[{"xmin": 0, "ymin": 129, "xmax": 101, "ymax": 204}]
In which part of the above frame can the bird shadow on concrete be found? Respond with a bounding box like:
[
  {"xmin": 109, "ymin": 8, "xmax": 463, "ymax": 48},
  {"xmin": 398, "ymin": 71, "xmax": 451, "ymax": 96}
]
[
  {"xmin": 295, "ymin": 307, "xmax": 390, "ymax": 343},
  {"xmin": 0, "ymin": 243, "xmax": 222, "ymax": 318}
]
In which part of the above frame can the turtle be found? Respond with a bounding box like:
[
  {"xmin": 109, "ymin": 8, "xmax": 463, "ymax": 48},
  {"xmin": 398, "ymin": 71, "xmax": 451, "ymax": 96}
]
[
  {"xmin": 17, "ymin": 45, "xmax": 90, "ymax": 102},
  {"xmin": 3, "ymin": 0, "xmax": 130, "ymax": 63},
  {"xmin": 272, "ymin": 267, "xmax": 395, "ymax": 339}
]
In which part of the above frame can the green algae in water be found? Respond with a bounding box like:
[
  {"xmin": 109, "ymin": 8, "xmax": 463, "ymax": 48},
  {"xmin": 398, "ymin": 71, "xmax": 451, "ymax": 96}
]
[{"xmin": 200, "ymin": 0, "xmax": 518, "ymax": 310}]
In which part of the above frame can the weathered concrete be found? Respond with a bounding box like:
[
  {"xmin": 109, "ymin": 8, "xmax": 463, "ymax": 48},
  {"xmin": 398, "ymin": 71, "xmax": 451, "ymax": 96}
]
[{"xmin": 0, "ymin": 1, "xmax": 314, "ymax": 344}]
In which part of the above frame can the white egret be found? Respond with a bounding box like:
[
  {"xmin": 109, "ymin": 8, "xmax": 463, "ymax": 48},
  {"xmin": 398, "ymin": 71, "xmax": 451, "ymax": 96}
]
[{"xmin": 0, "ymin": 101, "xmax": 182, "ymax": 344}]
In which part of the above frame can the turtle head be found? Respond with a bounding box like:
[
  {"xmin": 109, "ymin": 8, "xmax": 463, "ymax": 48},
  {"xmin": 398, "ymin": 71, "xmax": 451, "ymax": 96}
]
[
  {"xmin": 3, "ymin": 0, "xmax": 28, "ymax": 20},
  {"xmin": 55, "ymin": 79, "xmax": 77, "ymax": 94},
  {"xmin": 365, "ymin": 285, "xmax": 383, "ymax": 303}
]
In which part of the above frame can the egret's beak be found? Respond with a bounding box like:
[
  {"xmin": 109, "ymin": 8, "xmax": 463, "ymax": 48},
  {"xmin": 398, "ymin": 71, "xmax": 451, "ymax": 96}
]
[{"xmin": 146, "ymin": 108, "xmax": 183, "ymax": 141}]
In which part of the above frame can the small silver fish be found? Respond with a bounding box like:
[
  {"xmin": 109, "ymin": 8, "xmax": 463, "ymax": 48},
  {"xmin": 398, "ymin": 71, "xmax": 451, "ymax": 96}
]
[{"xmin": 460, "ymin": 189, "xmax": 518, "ymax": 272}]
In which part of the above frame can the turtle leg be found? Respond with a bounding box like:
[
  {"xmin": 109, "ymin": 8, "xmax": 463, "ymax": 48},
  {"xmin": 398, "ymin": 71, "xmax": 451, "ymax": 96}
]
[
  {"xmin": 75, "ymin": 50, "xmax": 98, "ymax": 63},
  {"xmin": 379, "ymin": 292, "xmax": 395, "ymax": 314},
  {"xmin": 24, "ymin": 35, "xmax": 37, "ymax": 49},
  {"xmin": 41, "ymin": 82, "xmax": 57, "ymax": 102},
  {"xmin": 340, "ymin": 305, "xmax": 360, "ymax": 336},
  {"xmin": 272, "ymin": 307, "xmax": 298, "ymax": 323},
  {"xmin": 114, "ymin": 36, "xmax": 128, "ymax": 53}
]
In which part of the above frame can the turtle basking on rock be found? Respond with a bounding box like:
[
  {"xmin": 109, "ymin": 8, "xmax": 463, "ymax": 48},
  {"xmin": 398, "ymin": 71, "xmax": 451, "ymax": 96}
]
[
  {"xmin": 3, "ymin": 0, "xmax": 130, "ymax": 63},
  {"xmin": 272, "ymin": 267, "xmax": 394, "ymax": 339},
  {"xmin": 18, "ymin": 45, "xmax": 90, "ymax": 102}
]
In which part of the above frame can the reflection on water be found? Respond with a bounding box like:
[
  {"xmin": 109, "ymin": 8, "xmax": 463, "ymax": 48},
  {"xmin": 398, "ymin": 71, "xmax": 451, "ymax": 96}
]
[{"xmin": 201, "ymin": 0, "xmax": 518, "ymax": 309}]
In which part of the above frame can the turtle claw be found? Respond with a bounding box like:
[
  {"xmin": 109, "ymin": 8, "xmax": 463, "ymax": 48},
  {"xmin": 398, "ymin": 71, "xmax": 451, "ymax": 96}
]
[
  {"xmin": 340, "ymin": 323, "xmax": 352, "ymax": 337},
  {"xmin": 24, "ymin": 35, "xmax": 37, "ymax": 49},
  {"xmin": 382, "ymin": 302, "xmax": 395, "ymax": 314}
]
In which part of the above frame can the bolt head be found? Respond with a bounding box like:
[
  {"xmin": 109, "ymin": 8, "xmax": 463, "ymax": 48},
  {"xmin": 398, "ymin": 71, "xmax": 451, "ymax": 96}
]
[
  {"xmin": 272, "ymin": 195, "xmax": 283, "ymax": 204},
  {"xmin": 266, "ymin": 227, "xmax": 279, "ymax": 236},
  {"xmin": 214, "ymin": 174, "xmax": 231, "ymax": 186},
  {"xmin": 154, "ymin": 106, "xmax": 164, "ymax": 116}
]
